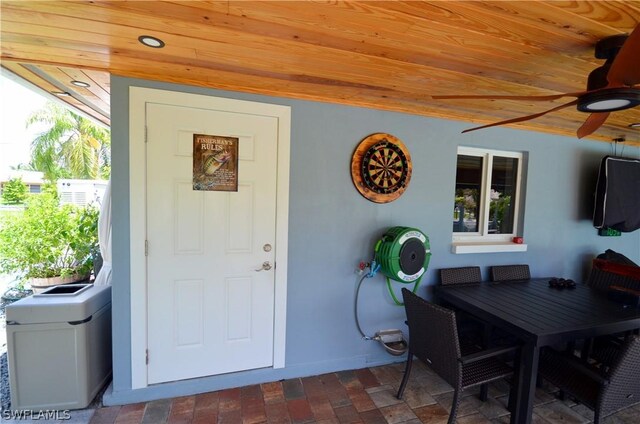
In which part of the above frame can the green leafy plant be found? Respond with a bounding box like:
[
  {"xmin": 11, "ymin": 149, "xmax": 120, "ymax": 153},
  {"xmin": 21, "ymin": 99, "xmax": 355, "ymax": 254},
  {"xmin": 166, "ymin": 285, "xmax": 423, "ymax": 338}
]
[
  {"xmin": 0, "ymin": 190, "xmax": 99, "ymax": 284},
  {"xmin": 489, "ymin": 193, "xmax": 512, "ymax": 233},
  {"xmin": 1, "ymin": 177, "xmax": 28, "ymax": 204}
]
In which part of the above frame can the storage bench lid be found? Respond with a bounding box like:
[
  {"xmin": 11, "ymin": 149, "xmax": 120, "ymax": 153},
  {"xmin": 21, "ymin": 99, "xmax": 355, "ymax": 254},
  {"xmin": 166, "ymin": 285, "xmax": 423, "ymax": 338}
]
[{"xmin": 6, "ymin": 284, "xmax": 111, "ymax": 324}]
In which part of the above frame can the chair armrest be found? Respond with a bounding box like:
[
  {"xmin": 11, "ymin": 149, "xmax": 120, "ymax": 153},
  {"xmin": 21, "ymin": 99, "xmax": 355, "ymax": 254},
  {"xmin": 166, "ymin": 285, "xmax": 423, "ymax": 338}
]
[{"xmin": 459, "ymin": 345, "xmax": 519, "ymax": 364}]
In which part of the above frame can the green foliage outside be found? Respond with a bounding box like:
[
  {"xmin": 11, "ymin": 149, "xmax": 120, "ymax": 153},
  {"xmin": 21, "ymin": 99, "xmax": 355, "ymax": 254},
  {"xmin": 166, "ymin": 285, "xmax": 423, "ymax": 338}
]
[
  {"xmin": 454, "ymin": 189, "xmax": 512, "ymax": 233},
  {"xmin": 0, "ymin": 190, "xmax": 99, "ymax": 286},
  {"xmin": 1, "ymin": 177, "xmax": 28, "ymax": 204},
  {"xmin": 455, "ymin": 188, "xmax": 479, "ymax": 218},
  {"xmin": 489, "ymin": 194, "xmax": 512, "ymax": 233},
  {"xmin": 27, "ymin": 101, "xmax": 111, "ymax": 181}
]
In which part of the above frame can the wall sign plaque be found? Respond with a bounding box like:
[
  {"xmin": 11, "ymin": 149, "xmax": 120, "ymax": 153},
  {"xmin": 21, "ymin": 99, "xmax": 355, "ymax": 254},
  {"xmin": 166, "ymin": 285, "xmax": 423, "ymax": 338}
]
[
  {"xmin": 351, "ymin": 133, "xmax": 412, "ymax": 203},
  {"xmin": 193, "ymin": 134, "xmax": 239, "ymax": 191}
]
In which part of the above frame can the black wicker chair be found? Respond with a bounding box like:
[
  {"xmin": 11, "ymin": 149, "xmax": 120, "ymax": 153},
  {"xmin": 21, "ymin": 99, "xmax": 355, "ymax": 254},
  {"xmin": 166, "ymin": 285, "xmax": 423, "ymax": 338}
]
[
  {"xmin": 397, "ymin": 288, "xmax": 517, "ymax": 424},
  {"xmin": 490, "ymin": 264, "xmax": 530, "ymax": 282},
  {"xmin": 438, "ymin": 266, "xmax": 493, "ymax": 398},
  {"xmin": 539, "ymin": 335, "xmax": 640, "ymax": 424},
  {"xmin": 438, "ymin": 266, "xmax": 485, "ymax": 348},
  {"xmin": 440, "ymin": 266, "xmax": 482, "ymax": 286},
  {"xmin": 582, "ymin": 260, "xmax": 640, "ymax": 360}
]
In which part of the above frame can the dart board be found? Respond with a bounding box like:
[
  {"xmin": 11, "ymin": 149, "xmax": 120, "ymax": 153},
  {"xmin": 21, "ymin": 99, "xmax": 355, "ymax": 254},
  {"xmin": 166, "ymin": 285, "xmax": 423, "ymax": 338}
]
[{"xmin": 351, "ymin": 133, "xmax": 412, "ymax": 203}]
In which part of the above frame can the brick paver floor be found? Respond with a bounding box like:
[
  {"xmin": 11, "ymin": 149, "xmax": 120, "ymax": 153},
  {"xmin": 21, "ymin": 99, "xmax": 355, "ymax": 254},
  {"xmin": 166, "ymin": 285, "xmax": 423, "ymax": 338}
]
[
  {"xmin": 3, "ymin": 361, "xmax": 640, "ymax": 423},
  {"xmin": 83, "ymin": 361, "xmax": 640, "ymax": 424}
]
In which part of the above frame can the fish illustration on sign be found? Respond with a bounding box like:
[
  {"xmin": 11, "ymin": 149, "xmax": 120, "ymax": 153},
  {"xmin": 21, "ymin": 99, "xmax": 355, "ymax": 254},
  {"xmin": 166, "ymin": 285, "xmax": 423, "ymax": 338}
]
[{"xmin": 203, "ymin": 150, "xmax": 233, "ymax": 175}]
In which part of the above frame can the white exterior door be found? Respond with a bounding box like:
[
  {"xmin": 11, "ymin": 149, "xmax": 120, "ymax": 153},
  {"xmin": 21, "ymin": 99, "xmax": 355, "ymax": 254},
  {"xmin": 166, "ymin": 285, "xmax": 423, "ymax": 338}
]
[{"xmin": 145, "ymin": 102, "xmax": 280, "ymax": 384}]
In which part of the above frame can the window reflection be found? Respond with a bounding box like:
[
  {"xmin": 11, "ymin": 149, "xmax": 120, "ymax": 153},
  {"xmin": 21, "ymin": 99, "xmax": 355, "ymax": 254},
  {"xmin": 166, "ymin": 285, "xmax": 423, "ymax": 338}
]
[
  {"xmin": 489, "ymin": 156, "xmax": 518, "ymax": 234},
  {"xmin": 453, "ymin": 155, "xmax": 482, "ymax": 232}
]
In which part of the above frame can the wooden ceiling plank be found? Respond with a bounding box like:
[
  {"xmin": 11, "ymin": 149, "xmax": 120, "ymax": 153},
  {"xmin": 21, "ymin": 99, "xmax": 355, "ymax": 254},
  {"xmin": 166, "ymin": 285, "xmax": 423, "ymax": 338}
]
[
  {"xmin": 6, "ymin": 0, "xmax": 618, "ymax": 108},
  {"xmin": 179, "ymin": 1, "xmax": 599, "ymax": 80},
  {"xmin": 1, "ymin": 61, "xmax": 110, "ymax": 126},
  {"xmin": 1, "ymin": 43, "xmax": 111, "ymax": 69},
  {"xmin": 57, "ymin": 96, "xmax": 110, "ymax": 126},
  {"xmin": 379, "ymin": 1, "xmax": 594, "ymax": 48},
  {"xmin": 83, "ymin": 69, "xmax": 111, "ymax": 92},
  {"xmin": 1, "ymin": 27, "xmax": 559, "ymax": 103},
  {"xmin": 220, "ymin": 1, "xmax": 623, "ymax": 91},
  {"xmin": 6, "ymin": 51, "xmax": 629, "ymax": 144},
  {"xmin": 2, "ymin": 62, "xmax": 65, "ymax": 93},
  {"xmin": 1, "ymin": 0, "xmax": 591, "ymax": 92},
  {"xmin": 2, "ymin": 0, "xmax": 636, "ymax": 80},
  {"xmin": 0, "ymin": 13, "xmax": 593, "ymax": 101},
  {"xmin": 21, "ymin": 63, "xmax": 110, "ymax": 120},
  {"xmin": 1, "ymin": 19, "xmax": 199, "ymax": 59},
  {"xmin": 5, "ymin": 34, "xmax": 637, "ymax": 143},
  {"xmin": 546, "ymin": 1, "xmax": 640, "ymax": 30},
  {"xmin": 458, "ymin": 1, "xmax": 638, "ymax": 42},
  {"xmin": 365, "ymin": 1, "xmax": 607, "ymax": 86},
  {"xmin": 34, "ymin": 64, "xmax": 110, "ymax": 113},
  {"xmin": 58, "ymin": 66, "xmax": 111, "ymax": 106},
  {"xmin": 23, "ymin": 0, "xmax": 598, "ymax": 90},
  {"xmin": 1, "ymin": 1, "xmax": 638, "ymax": 142}
]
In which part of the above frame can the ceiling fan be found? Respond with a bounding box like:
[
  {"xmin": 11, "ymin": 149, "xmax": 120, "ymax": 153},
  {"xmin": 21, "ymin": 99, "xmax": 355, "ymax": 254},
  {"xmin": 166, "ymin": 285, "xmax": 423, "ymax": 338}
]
[{"xmin": 433, "ymin": 24, "xmax": 640, "ymax": 138}]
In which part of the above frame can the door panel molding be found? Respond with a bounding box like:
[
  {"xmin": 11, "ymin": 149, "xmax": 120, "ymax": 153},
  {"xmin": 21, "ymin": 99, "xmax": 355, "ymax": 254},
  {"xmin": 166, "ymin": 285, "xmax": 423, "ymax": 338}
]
[{"xmin": 129, "ymin": 87, "xmax": 290, "ymax": 389}]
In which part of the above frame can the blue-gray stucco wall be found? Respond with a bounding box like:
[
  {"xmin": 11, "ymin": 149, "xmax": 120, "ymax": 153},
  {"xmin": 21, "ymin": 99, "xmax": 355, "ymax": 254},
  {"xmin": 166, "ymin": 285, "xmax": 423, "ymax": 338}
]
[{"xmin": 106, "ymin": 75, "xmax": 640, "ymax": 404}]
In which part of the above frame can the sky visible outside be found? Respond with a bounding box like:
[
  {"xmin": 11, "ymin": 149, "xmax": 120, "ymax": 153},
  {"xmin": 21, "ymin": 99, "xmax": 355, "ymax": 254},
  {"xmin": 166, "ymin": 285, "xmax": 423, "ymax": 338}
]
[{"xmin": 0, "ymin": 74, "xmax": 47, "ymax": 171}]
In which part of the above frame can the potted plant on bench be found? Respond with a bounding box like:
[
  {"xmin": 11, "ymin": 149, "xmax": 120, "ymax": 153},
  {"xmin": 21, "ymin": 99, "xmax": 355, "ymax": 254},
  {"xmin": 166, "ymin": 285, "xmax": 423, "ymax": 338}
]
[{"xmin": 0, "ymin": 189, "xmax": 99, "ymax": 293}]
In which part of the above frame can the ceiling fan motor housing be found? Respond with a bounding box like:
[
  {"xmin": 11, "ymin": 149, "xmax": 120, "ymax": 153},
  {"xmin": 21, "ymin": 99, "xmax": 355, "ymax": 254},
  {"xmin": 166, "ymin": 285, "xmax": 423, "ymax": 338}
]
[
  {"xmin": 375, "ymin": 227, "xmax": 431, "ymax": 282},
  {"xmin": 588, "ymin": 34, "xmax": 629, "ymax": 91}
]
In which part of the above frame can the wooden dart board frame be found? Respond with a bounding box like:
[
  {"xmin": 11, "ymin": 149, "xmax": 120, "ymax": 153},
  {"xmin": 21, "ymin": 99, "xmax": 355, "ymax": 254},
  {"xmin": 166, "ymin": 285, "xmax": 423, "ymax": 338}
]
[{"xmin": 351, "ymin": 133, "xmax": 412, "ymax": 203}]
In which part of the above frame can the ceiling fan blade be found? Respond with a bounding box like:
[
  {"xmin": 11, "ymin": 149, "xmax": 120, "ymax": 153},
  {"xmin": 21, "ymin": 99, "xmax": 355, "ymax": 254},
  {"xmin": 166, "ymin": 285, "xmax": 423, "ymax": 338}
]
[
  {"xmin": 577, "ymin": 112, "xmax": 610, "ymax": 139},
  {"xmin": 433, "ymin": 92, "xmax": 585, "ymax": 101},
  {"xmin": 607, "ymin": 24, "xmax": 640, "ymax": 86},
  {"xmin": 461, "ymin": 99, "xmax": 579, "ymax": 133}
]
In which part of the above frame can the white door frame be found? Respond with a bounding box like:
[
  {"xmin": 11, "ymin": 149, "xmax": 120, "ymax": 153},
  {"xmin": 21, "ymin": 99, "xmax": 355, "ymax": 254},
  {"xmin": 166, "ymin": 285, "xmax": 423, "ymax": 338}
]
[{"xmin": 129, "ymin": 87, "xmax": 290, "ymax": 389}]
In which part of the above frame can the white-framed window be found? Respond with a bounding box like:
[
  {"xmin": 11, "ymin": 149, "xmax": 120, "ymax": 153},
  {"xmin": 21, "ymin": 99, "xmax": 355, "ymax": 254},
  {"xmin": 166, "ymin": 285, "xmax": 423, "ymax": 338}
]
[{"xmin": 452, "ymin": 147, "xmax": 524, "ymax": 250}]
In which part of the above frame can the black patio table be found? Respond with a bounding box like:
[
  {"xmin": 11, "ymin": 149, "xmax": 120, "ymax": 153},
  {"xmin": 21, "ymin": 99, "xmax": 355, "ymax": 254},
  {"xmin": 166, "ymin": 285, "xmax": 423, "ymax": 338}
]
[{"xmin": 435, "ymin": 278, "xmax": 640, "ymax": 424}]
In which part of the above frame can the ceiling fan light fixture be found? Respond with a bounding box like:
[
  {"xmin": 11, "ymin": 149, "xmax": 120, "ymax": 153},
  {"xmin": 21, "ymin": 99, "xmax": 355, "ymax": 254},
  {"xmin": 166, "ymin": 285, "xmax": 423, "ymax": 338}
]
[
  {"xmin": 585, "ymin": 99, "xmax": 631, "ymax": 111},
  {"xmin": 577, "ymin": 88, "xmax": 640, "ymax": 112},
  {"xmin": 138, "ymin": 35, "xmax": 165, "ymax": 48}
]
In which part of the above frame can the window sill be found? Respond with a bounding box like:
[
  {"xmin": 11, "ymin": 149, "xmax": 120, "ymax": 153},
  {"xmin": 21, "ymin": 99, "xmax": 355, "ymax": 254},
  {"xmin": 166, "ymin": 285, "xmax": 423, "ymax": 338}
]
[{"xmin": 451, "ymin": 242, "xmax": 528, "ymax": 254}]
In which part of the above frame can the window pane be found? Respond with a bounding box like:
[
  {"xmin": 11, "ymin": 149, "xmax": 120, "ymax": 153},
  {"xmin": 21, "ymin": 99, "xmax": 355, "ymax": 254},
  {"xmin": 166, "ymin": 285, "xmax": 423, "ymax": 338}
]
[
  {"xmin": 489, "ymin": 156, "xmax": 518, "ymax": 234},
  {"xmin": 453, "ymin": 155, "xmax": 483, "ymax": 232}
]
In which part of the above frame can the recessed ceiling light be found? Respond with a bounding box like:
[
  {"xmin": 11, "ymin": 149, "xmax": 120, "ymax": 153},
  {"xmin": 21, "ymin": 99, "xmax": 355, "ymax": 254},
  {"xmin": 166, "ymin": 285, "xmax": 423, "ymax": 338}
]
[
  {"xmin": 138, "ymin": 35, "xmax": 165, "ymax": 48},
  {"xmin": 52, "ymin": 91, "xmax": 70, "ymax": 97},
  {"xmin": 70, "ymin": 80, "xmax": 90, "ymax": 88},
  {"xmin": 629, "ymin": 123, "xmax": 640, "ymax": 128}
]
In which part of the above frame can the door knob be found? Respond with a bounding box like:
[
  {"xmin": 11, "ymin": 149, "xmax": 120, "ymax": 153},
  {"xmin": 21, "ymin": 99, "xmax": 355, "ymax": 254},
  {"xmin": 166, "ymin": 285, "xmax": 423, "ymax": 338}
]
[{"xmin": 255, "ymin": 261, "xmax": 272, "ymax": 272}]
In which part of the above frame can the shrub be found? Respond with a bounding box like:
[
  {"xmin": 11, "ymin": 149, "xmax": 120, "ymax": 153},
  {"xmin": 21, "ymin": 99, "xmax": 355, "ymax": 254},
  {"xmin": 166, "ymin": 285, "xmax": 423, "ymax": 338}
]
[
  {"xmin": 0, "ymin": 191, "xmax": 99, "ymax": 283},
  {"xmin": 1, "ymin": 177, "xmax": 28, "ymax": 204}
]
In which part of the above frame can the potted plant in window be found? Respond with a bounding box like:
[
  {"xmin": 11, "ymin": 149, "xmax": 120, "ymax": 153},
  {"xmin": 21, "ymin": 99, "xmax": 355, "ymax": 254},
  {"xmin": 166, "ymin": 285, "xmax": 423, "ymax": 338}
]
[{"xmin": 0, "ymin": 189, "xmax": 99, "ymax": 293}]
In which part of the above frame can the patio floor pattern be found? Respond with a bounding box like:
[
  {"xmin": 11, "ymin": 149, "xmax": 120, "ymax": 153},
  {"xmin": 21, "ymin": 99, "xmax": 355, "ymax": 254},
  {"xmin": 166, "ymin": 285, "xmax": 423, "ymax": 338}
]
[{"xmin": 81, "ymin": 360, "xmax": 640, "ymax": 424}]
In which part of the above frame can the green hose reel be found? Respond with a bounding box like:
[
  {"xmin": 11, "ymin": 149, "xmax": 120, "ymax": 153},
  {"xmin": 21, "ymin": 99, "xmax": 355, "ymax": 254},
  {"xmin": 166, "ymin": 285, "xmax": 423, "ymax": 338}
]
[{"xmin": 374, "ymin": 226, "xmax": 431, "ymax": 305}]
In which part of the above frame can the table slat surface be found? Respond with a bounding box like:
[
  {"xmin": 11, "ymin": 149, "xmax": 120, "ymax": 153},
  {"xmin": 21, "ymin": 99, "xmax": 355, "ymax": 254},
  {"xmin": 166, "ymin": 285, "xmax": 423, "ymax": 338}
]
[{"xmin": 437, "ymin": 279, "xmax": 640, "ymax": 345}]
